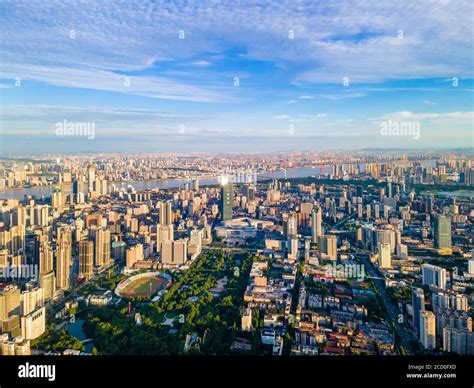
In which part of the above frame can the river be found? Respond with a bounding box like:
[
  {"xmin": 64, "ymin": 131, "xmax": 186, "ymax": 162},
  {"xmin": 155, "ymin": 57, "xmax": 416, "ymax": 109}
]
[
  {"xmin": 0, "ymin": 166, "xmax": 332, "ymax": 200},
  {"xmin": 67, "ymin": 319, "xmax": 94, "ymax": 353}
]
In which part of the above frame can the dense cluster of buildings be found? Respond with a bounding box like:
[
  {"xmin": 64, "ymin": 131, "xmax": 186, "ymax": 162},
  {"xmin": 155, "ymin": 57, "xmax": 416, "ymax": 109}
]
[{"xmin": 0, "ymin": 151, "xmax": 472, "ymax": 355}]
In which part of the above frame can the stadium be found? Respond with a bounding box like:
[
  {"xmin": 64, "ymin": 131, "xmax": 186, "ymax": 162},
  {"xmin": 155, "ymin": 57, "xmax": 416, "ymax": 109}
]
[{"xmin": 115, "ymin": 272, "xmax": 171, "ymax": 300}]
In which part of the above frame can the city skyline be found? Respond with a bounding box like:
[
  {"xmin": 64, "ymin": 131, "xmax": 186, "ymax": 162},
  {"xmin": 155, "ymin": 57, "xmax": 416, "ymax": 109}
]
[
  {"xmin": 1, "ymin": 1, "xmax": 473, "ymax": 384},
  {"xmin": 0, "ymin": 150, "xmax": 473, "ymax": 362},
  {"xmin": 1, "ymin": 0, "xmax": 473, "ymax": 153}
]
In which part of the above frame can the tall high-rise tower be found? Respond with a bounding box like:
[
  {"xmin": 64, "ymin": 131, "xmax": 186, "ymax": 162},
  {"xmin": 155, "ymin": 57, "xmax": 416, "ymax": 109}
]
[
  {"xmin": 159, "ymin": 201, "xmax": 173, "ymax": 226},
  {"xmin": 55, "ymin": 228, "xmax": 72, "ymax": 290},
  {"xmin": 219, "ymin": 177, "xmax": 233, "ymax": 222},
  {"xmin": 434, "ymin": 215, "xmax": 452, "ymax": 249},
  {"xmin": 412, "ymin": 288, "xmax": 425, "ymax": 333},
  {"xmin": 79, "ymin": 240, "xmax": 94, "ymax": 280},
  {"xmin": 94, "ymin": 228, "xmax": 111, "ymax": 267},
  {"xmin": 311, "ymin": 207, "xmax": 322, "ymax": 243},
  {"xmin": 87, "ymin": 163, "xmax": 96, "ymax": 194},
  {"xmin": 35, "ymin": 234, "xmax": 53, "ymax": 275},
  {"xmin": 420, "ymin": 311, "xmax": 436, "ymax": 350}
]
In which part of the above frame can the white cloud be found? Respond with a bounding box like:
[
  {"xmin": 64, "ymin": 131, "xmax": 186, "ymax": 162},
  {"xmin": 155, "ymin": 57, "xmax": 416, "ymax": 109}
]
[
  {"xmin": 1, "ymin": 0, "xmax": 470, "ymax": 96},
  {"xmin": 0, "ymin": 104, "xmax": 214, "ymax": 136},
  {"xmin": 0, "ymin": 0, "xmax": 472, "ymax": 151},
  {"xmin": 272, "ymin": 113, "xmax": 327, "ymax": 122},
  {"xmin": 380, "ymin": 111, "xmax": 474, "ymax": 121},
  {"xmin": 0, "ymin": 63, "xmax": 234, "ymax": 103},
  {"xmin": 317, "ymin": 93, "xmax": 366, "ymax": 100}
]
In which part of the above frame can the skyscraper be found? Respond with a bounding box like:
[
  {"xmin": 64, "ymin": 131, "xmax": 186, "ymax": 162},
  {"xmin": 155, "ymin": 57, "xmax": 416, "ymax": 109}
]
[
  {"xmin": 374, "ymin": 204, "xmax": 380, "ymax": 219},
  {"xmin": 300, "ymin": 202, "xmax": 313, "ymax": 229},
  {"xmin": 220, "ymin": 178, "xmax": 233, "ymax": 222},
  {"xmin": 72, "ymin": 179, "xmax": 83, "ymax": 195},
  {"xmin": 434, "ymin": 215, "xmax": 452, "ymax": 249},
  {"xmin": 412, "ymin": 288, "xmax": 425, "ymax": 333},
  {"xmin": 189, "ymin": 228, "xmax": 202, "ymax": 255},
  {"xmin": 39, "ymin": 271, "xmax": 55, "ymax": 302},
  {"xmin": 378, "ymin": 242, "xmax": 391, "ymax": 269},
  {"xmin": 443, "ymin": 327, "xmax": 474, "ymax": 355},
  {"xmin": 35, "ymin": 234, "xmax": 53, "ymax": 275},
  {"xmin": 376, "ymin": 229, "xmax": 396, "ymax": 253},
  {"xmin": 156, "ymin": 224, "xmax": 174, "ymax": 253},
  {"xmin": 55, "ymin": 228, "xmax": 72, "ymax": 290},
  {"xmin": 21, "ymin": 306, "xmax": 46, "ymax": 340},
  {"xmin": 243, "ymin": 184, "xmax": 255, "ymax": 201},
  {"xmin": 72, "ymin": 179, "xmax": 85, "ymax": 204},
  {"xmin": 159, "ymin": 201, "xmax": 173, "ymax": 226},
  {"xmin": 173, "ymin": 239, "xmax": 188, "ymax": 265},
  {"xmin": 79, "ymin": 240, "xmax": 94, "ymax": 280},
  {"xmin": 12, "ymin": 207, "xmax": 27, "ymax": 228},
  {"xmin": 94, "ymin": 228, "xmax": 111, "ymax": 267},
  {"xmin": 0, "ymin": 225, "xmax": 25, "ymax": 256},
  {"xmin": 126, "ymin": 244, "xmax": 144, "ymax": 268},
  {"xmin": 161, "ymin": 240, "xmax": 173, "ymax": 264},
  {"xmin": 0, "ymin": 285, "xmax": 20, "ymax": 320},
  {"xmin": 20, "ymin": 286, "xmax": 44, "ymax": 317},
  {"xmin": 311, "ymin": 207, "xmax": 322, "ymax": 243},
  {"xmin": 87, "ymin": 163, "xmax": 95, "ymax": 194},
  {"xmin": 320, "ymin": 235, "xmax": 337, "ymax": 260},
  {"xmin": 283, "ymin": 212, "xmax": 298, "ymax": 238},
  {"xmin": 422, "ymin": 263, "xmax": 447, "ymax": 289},
  {"xmin": 51, "ymin": 189, "xmax": 64, "ymax": 210},
  {"xmin": 287, "ymin": 237, "xmax": 299, "ymax": 261},
  {"xmin": 420, "ymin": 311, "xmax": 436, "ymax": 350},
  {"xmin": 33, "ymin": 205, "xmax": 49, "ymax": 227}
]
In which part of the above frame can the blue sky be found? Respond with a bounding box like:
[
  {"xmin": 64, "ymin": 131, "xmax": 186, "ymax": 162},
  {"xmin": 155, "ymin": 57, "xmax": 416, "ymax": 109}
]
[{"xmin": 0, "ymin": 0, "xmax": 473, "ymax": 153}]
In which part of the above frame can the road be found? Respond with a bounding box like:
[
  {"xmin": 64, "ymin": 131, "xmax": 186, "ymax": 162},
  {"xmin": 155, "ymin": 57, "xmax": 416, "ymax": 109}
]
[
  {"xmin": 331, "ymin": 212, "xmax": 418, "ymax": 354},
  {"xmin": 330, "ymin": 212, "xmax": 357, "ymax": 231},
  {"xmin": 357, "ymin": 253, "xmax": 417, "ymax": 355}
]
